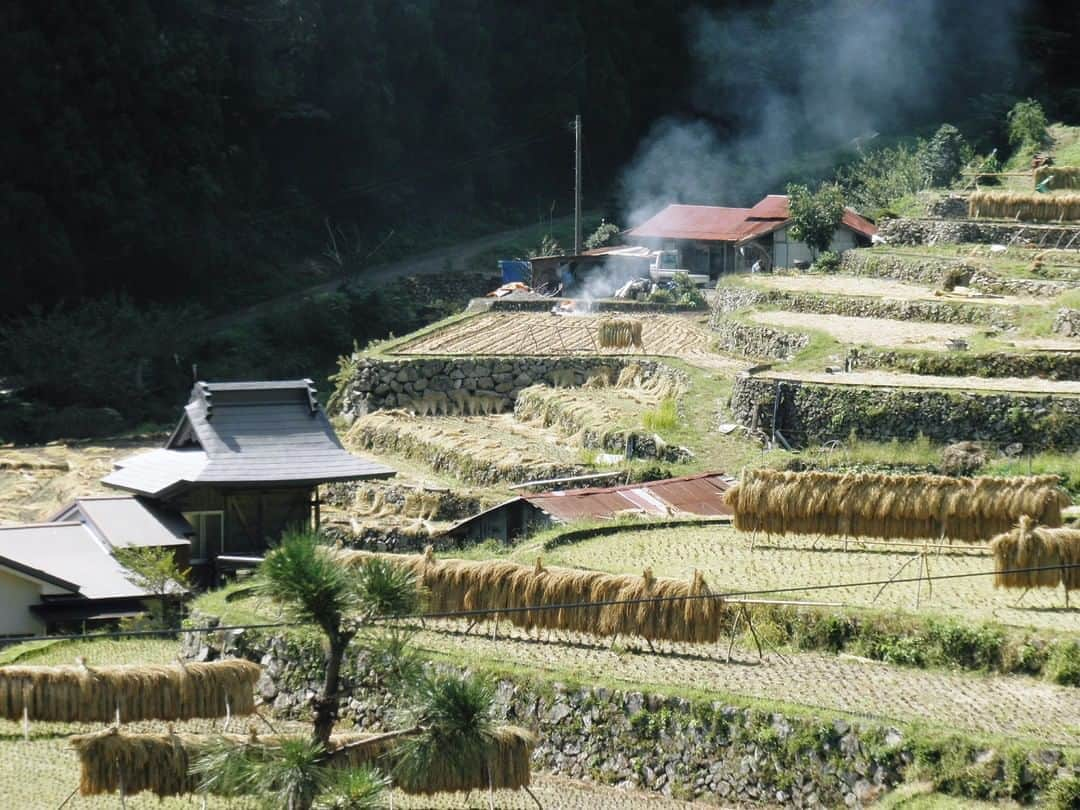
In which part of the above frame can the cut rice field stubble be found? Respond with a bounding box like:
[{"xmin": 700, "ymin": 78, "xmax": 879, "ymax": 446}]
[
  {"xmin": 388, "ymin": 312, "xmax": 724, "ymax": 364},
  {"xmin": 517, "ymin": 525, "xmax": 1080, "ymax": 634}
]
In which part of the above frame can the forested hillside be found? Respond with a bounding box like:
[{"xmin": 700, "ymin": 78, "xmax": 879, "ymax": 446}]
[
  {"xmin": 3, "ymin": 0, "xmax": 1079, "ymax": 442},
  {"xmin": 5, "ymin": 0, "xmax": 1078, "ymax": 316}
]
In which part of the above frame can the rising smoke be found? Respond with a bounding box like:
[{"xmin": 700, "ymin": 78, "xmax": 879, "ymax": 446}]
[{"xmin": 619, "ymin": 0, "xmax": 1028, "ymax": 225}]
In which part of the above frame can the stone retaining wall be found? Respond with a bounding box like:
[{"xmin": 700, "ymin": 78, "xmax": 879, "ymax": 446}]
[
  {"xmin": 712, "ymin": 317, "xmax": 811, "ymax": 360},
  {"xmin": 878, "ymin": 218, "xmax": 1080, "ymax": 248},
  {"xmin": 840, "ymin": 250, "xmax": 1075, "ymax": 298},
  {"xmin": 847, "ymin": 347, "xmax": 1080, "ymax": 381},
  {"xmin": 714, "ymin": 286, "xmax": 1013, "ymax": 327},
  {"xmin": 182, "ymin": 622, "xmax": 1075, "ymax": 808},
  {"xmin": 335, "ymin": 356, "xmax": 666, "ymax": 418},
  {"xmin": 730, "ymin": 374, "xmax": 1080, "ymax": 450},
  {"xmin": 1053, "ymin": 308, "xmax": 1080, "ymax": 337}
]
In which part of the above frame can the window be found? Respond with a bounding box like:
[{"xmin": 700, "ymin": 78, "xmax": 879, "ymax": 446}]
[{"xmin": 183, "ymin": 511, "xmax": 223, "ymax": 563}]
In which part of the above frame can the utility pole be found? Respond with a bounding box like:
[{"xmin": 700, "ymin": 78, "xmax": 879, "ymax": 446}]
[{"xmin": 573, "ymin": 114, "xmax": 583, "ymax": 255}]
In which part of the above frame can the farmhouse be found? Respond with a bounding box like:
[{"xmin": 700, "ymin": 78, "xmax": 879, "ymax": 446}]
[
  {"xmin": 448, "ymin": 472, "xmax": 735, "ymax": 544},
  {"xmin": 0, "ymin": 522, "xmax": 167, "ymax": 636},
  {"xmin": 103, "ymin": 379, "xmax": 395, "ymax": 577},
  {"xmin": 626, "ymin": 194, "xmax": 877, "ymax": 278}
]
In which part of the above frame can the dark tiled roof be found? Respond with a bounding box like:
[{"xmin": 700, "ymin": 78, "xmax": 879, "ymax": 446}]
[
  {"xmin": 104, "ymin": 380, "xmax": 394, "ymax": 497},
  {"xmin": 51, "ymin": 496, "xmax": 193, "ymax": 549}
]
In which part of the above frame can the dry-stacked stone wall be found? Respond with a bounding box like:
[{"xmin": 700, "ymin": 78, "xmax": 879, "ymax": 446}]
[{"xmin": 730, "ymin": 373, "xmax": 1080, "ymax": 450}]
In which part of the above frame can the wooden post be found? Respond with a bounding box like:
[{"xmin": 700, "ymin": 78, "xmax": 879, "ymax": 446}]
[{"xmin": 914, "ymin": 553, "xmax": 925, "ymax": 610}]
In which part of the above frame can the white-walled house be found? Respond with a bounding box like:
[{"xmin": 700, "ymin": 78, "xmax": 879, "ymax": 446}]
[{"xmin": 626, "ymin": 194, "xmax": 876, "ymax": 278}]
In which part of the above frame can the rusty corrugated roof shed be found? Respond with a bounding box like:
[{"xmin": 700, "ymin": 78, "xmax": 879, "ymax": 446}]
[{"xmin": 526, "ymin": 471, "xmax": 736, "ymax": 521}]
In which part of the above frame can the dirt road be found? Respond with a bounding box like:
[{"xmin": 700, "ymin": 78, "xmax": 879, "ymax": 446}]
[{"xmin": 204, "ymin": 218, "xmax": 569, "ymax": 332}]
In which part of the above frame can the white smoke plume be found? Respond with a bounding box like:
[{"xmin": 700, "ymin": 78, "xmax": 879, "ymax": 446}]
[{"xmin": 619, "ymin": 0, "xmax": 1027, "ymax": 225}]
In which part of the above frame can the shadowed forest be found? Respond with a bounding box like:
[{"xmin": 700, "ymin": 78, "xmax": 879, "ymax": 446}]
[{"xmin": 3, "ymin": 0, "xmax": 1079, "ymax": 440}]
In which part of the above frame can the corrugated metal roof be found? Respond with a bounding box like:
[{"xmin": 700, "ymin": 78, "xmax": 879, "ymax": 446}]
[
  {"xmin": 104, "ymin": 380, "xmax": 395, "ymax": 497},
  {"xmin": 52, "ymin": 496, "xmax": 193, "ymax": 550},
  {"xmin": 527, "ymin": 471, "xmax": 736, "ymax": 521},
  {"xmin": 628, "ymin": 198, "xmax": 877, "ymax": 245},
  {"xmin": 0, "ymin": 523, "xmax": 151, "ymax": 600},
  {"xmin": 627, "ymin": 204, "xmax": 753, "ymax": 242}
]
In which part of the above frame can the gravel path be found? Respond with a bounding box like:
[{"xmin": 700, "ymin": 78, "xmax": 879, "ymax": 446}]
[{"xmin": 411, "ymin": 623, "xmax": 1080, "ymax": 747}]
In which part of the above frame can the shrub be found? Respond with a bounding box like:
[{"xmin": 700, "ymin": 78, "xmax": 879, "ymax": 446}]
[
  {"xmin": 920, "ymin": 124, "xmax": 969, "ymax": 187},
  {"xmin": 647, "ymin": 287, "xmax": 675, "ymax": 304},
  {"xmin": 585, "ymin": 220, "xmax": 620, "ymax": 250},
  {"xmin": 1007, "ymin": 98, "xmax": 1049, "ymax": 148},
  {"xmin": 812, "ymin": 251, "xmax": 840, "ymax": 273},
  {"xmin": 1047, "ymin": 776, "xmax": 1080, "ymax": 810},
  {"xmin": 1046, "ymin": 640, "xmax": 1080, "ymax": 686},
  {"xmin": 669, "ymin": 272, "xmax": 706, "ymax": 307}
]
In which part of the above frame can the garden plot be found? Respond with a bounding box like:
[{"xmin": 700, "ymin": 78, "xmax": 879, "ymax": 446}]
[
  {"xmin": 753, "ymin": 273, "xmax": 1045, "ymax": 306},
  {"xmin": 391, "ymin": 312, "xmax": 723, "ymax": 363},
  {"xmin": 345, "ymin": 411, "xmax": 589, "ymax": 486},
  {"xmin": 532, "ymin": 525, "xmax": 1080, "ymax": 634},
  {"xmin": 748, "ymin": 310, "xmax": 981, "ymax": 350},
  {"xmin": 757, "ymin": 368, "xmax": 1080, "ymax": 396}
]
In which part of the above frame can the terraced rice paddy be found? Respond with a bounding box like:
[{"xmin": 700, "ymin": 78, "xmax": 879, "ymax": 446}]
[
  {"xmin": 391, "ymin": 312, "xmax": 719, "ymax": 362},
  {"xmin": 526, "ymin": 525, "xmax": 1079, "ymax": 633},
  {"xmin": 748, "ymin": 310, "xmax": 981, "ymax": 350},
  {"xmin": 753, "ymin": 273, "xmax": 1044, "ymax": 306},
  {"xmin": 345, "ymin": 411, "xmax": 590, "ymax": 486},
  {"xmin": 757, "ymin": 368, "xmax": 1080, "ymax": 395}
]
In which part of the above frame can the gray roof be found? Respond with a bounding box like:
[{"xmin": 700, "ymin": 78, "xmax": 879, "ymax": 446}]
[
  {"xmin": 0, "ymin": 523, "xmax": 151, "ymax": 600},
  {"xmin": 104, "ymin": 379, "xmax": 394, "ymax": 497},
  {"xmin": 51, "ymin": 496, "xmax": 193, "ymax": 550}
]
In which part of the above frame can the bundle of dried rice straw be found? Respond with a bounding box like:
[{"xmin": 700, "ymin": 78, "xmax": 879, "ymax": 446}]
[
  {"xmin": 0, "ymin": 659, "xmax": 260, "ymax": 723},
  {"xmin": 723, "ymin": 469, "xmax": 1069, "ymax": 542}
]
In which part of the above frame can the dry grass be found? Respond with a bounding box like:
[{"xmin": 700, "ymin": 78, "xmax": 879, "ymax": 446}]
[
  {"xmin": 989, "ymin": 516, "xmax": 1080, "ymax": 591},
  {"xmin": 969, "ymin": 191, "xmax": 1080, "ymax": 221},
  {"xmin": 71, "ymin": 726, "xmax": 534, "ymax": 798},
  {"xmin": 335, "ymin": 548, "xmax": 732, "ymax": 644},
  {"xmin": 0, "ymin": 659, "xmax": 260, "ymax": 723},
  {"xmin": 1034, "ymin": 165, "xmax": 1080, "ymax": 191},
  {"xmin": 725, "ymin": 469, "xmax": 1070, "ymax": 542},
  {"xmin": 345, "ymin": 411, "xmax": 586, "ymax": 486}
]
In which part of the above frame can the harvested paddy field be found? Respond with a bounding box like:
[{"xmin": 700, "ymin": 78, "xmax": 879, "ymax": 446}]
[
  {"xmin": 748, "ymin": 310, "xmax": 980, "ymax": 350},
  {"xmin": 528, "ymin": 526, "xmax": 1080, "ymax": 634},
  {"xmin": 391, "ymin": 312, "xmax": 723, "ymax": 363},
  {"xmin": 345, "ymin": 411, "xmax": 590, "ymax": 486},
  {"xmin": 411, "ymin": 623, "xmax": 1080, "ymax": 747},
  {"xmin": 753, "ymin": 273, "xmax": 1044, "ymax": 306},
  {"xmin": 0, "ymin": 439, "xmax": 159, "ymax": 523},
  {"xmin": 756, "ymin": 368, "xmax": 1080, "ymax": 395}
]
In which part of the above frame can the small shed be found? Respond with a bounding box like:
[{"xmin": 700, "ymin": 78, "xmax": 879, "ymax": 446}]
[
  {"xmin": 103, "ymin": 379, "xmax": 394, "ymax": 578},
  {"xmin": 447, "ymin": 472, "xmax": 736, "ymax": 544},
  {"xmin": 51, "ymin": 495, "xmax": 194, "ymax": 569}
]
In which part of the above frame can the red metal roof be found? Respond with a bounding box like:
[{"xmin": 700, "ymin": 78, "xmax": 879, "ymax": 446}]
[
  {"xmin": 746, "ymin": 195, "xmax": 790, "ymax": 220},
  {"xmin": 628, "ymin": 197, "xmax": 877, "ymax": 245},
  {"xmin": 525, "ymin": 471, "xmax": 735, "ymax": 521},
  {"xmin": 627, "ymin": 204, "xmax": 752, "ymax": 242}
]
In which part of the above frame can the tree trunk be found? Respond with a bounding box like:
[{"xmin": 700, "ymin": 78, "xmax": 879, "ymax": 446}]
[{"xmin": 312, "ymin": 632, "xmax": 349, "ymax": 746}]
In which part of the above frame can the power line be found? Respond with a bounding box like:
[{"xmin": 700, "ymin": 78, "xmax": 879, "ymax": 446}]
[{"xmin": 2, "ymin": 562, "xmax": 1075, "ymax": 649}]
